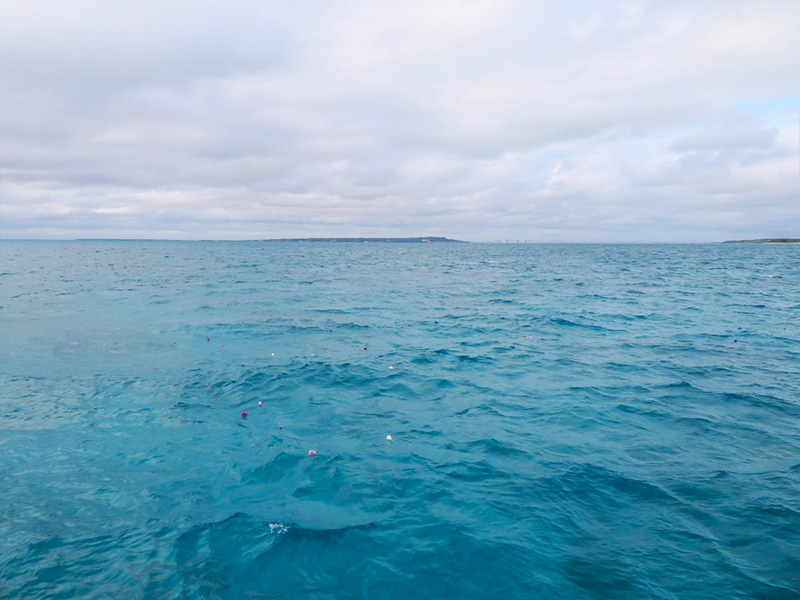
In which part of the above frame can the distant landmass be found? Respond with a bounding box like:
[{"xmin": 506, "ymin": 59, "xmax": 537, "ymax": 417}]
[
  {"xmin": 723, "ymin": 238, "xmax": 800, "ymax": 244},
  {"xmin": 72, "ymin": 237, "xmax": 468, "ymax": 243},
  {"xmin": 260, "ymin": 237, "xmax": 468, "ymax": 243}
]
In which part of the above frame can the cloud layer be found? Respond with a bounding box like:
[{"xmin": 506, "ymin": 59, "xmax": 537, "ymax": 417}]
[{"xmin": 1, "ymin": 0, "xmax": 798, "ymax": 241}]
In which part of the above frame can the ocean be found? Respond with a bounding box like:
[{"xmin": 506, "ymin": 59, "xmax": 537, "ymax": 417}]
[{"xmin": 1, "ymin": 241, "xmax": 798, "ymax": 599}]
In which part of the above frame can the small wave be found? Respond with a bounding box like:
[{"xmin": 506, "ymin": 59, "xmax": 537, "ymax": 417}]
[
  {"xmin": 437, "ymin": 459, "xmax": 510, "ymax": 482},
  {"xmin": 465, "ymin": 437, "xmax": 529, "ymax": 458},
  {"xmin": 548, "ymin": 317, "xmax": 616, "ymax": 332}
]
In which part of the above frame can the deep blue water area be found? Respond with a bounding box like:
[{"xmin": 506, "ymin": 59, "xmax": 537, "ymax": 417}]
[{"xmin": 1, "ymin": 241, "xmax": 798, "ymax": 599}]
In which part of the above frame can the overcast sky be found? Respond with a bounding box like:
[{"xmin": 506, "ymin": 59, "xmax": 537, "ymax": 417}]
[{"xmin": 1, "ymin": 0, "xmax": 798, "ymax": 241}]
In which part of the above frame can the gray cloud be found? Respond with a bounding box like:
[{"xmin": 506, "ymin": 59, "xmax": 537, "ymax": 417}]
[{"xmin": 1, "ymin": 0, "xmax": 799, "ymax": 241}]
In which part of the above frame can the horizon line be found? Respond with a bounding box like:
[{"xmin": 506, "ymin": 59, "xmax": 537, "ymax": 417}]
[{"xmin": 3, "ymin": 237, "xmax": 793, "ymax": 244}]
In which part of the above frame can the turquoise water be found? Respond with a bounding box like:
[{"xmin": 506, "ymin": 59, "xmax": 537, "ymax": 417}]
[{"xmin": 1, "ymin": 241, "xmax": 798, "ymax": 599}]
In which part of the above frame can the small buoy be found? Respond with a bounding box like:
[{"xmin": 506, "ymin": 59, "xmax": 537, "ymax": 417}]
[
  {"xmin": 308, "ymin": 449, "xmax": 316, "ymax": 456},
  {"xmin": 279, "ymin": 425, "xmax": 283, "ymax": 429},
  {"xmin": 389, "ymin": 366, "xmax": 394, "ymax": 370},
  {"xmin": 364, "ymin": 347, "xmax": 368, "ymax": 350},
  {"xmin": 386, "ymin": 435, "xmax": 392, "ymax": 441},
  {"xmin": 311, "ymin": 353, "xmax": 316, "ymax": 357},
  {"xmin": 271, "ymin": 353, "xmax": 275, "ymax": 356},
  {"xmin": 206, "ymin": 337, "xmax": 210, "ymax": 341},
  {"xmin": 258, "ymin": 401, "xmax": 262, "ymax": 406},
  {"xmin": 241, "ymin": 412, "xmax": 248, "ymax": 417}
]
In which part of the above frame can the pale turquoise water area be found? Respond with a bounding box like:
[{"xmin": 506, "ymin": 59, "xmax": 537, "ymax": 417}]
[{"xmin": 0, "ymin": 241, "xmax": 798, "ymax": 599}]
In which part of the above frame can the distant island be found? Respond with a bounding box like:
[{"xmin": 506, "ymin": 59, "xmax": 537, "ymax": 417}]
[
  {"xmin": 723, "ymin": 238, "xmax": 800, "ymax": 244},
  {"xmin": 260, "ymin": 237, "xmax": 468, "ymax": 243},
  {"xmin": 72, "ymin": 237, "xmax": 468, "ymax": 243}
]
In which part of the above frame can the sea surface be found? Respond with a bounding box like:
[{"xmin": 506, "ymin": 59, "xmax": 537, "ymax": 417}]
[{"xmin": 1, "ymin": 241, "xmax": 798, "ymax": 599}]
